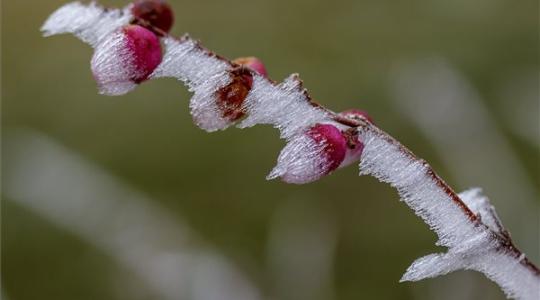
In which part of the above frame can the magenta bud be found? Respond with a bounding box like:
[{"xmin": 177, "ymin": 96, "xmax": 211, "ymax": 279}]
[
  {"xmin": 308, "ymin": 124, "xmax": 347, "ymax": 173},
  {"xmin": 340, "ymin": 108, "xmax": 374, "ymax": 124},
  {"xmin": 90, "ymin": 25, "xmax": 162, "ymax": 95},
  {"xmin": 131, "ymin": 0, "xmax": 174, "ymax": 35},
  {"xmin": 232, "ymin": 56, "xmax": 268, "ymax": 77},
  {"xmin": 123, "ymin": 24, "xmax": 162, "ymax": 83},
  {"xmin": 268, "ymin": 123, "xmax": 347, "ymax": 184}
]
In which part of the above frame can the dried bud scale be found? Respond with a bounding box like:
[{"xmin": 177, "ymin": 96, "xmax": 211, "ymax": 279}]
[{"xmin": 216, "ymin": 67, "xmax": 254, "ymax": 121}]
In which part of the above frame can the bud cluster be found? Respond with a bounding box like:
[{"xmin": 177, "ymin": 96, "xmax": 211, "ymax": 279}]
[{"xmin": 42, "ymin": 0, "xmax": 373, "ymax": 184}]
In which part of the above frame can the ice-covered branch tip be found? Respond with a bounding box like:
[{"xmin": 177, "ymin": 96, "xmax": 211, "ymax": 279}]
[{"xmin": 42, "ymin": 1, "xmax": 539, "ymax": 299}]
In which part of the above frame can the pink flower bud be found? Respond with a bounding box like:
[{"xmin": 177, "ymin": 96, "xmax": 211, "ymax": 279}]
[
  {"xmin": 122, "ymin": 25, "xmax": 162, "ymax": 83},
  {"xmin": 232, "ymin": 57, "xmax": 268, "ymax": 77},
  {"xmin": 268, "ymin": 123, "xmax": 347, "ymax": 184},
  {"xmin": 91, "ymin": 25, "xmax": 162, "ymax": 95},
  {"xmin": 215, "ymin": 67, "xmax": 253, "ymax": 121},
  {"xmin": 340, "ymin": 108, "xmax": 374, "ymax": 124},
  {"xmin": 131, "ymin": 0, "xmax": 174, "ymax": 35}
]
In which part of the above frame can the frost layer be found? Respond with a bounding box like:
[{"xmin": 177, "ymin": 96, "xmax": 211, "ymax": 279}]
[
  {"xmin": 41, "ymin": 2, "xmax": 132, "ymax": 46},
  {"xmin": 151, "ymin": 37, "xmax": 233, "ymax": 131},
  {"xmin": 359, "ymin": 126, "xmax": 539, "ymax": 300},
  {"xmin": 90, "ymin": 30, "xmax": 138, "ymax": 95},
  {"xmin": 239, "ymin": 74, "xmax": 330, "ymax": 139}
]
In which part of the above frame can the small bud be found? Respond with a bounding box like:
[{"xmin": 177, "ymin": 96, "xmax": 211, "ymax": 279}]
[
  {"xmin": 91, "ymin": 25, "xmax": 162, "ymax": 95},
  {"xmin": 122, "ymin": 25, "xmax": 163, "ymax": 83},
  {"xmin": 131, "ymin": 0, "xmax": 174, "ymax": 35},
  {"xmin": 340, "ymin": 108, "xmax": 374, "ymax": 124},
  {"xmin": 216, "ymin": 67, "xmax": 253, "ymax": 121},
  {"xmin": 337, "ymin": 109, "xmax": 369, "ymax": 167},
  {"xmin": 232, "ymin": 56, "xmax": 268, "ymax": 77},
  {"xmin": 268, "ymin": 123, "xmax": 347, "ymax": 184},
  {"xmin": 339, "ymin": 128, "xmax": 364, "ymax": 168}
]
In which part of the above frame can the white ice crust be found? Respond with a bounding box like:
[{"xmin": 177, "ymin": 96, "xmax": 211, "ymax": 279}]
[
  {"xmin": 41, "ymin": 1, "xmax": 132, "ymax": 46},
  {"xmin": 151, "ymin": 37, "xmax": 233, "ymax": 131},
  {"xmin": 359, "ymin": 126, "xmax": 539, "ymax": 300}
]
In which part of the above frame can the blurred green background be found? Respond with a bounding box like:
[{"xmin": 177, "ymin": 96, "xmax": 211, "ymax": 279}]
[{"xmin": 2, "ymin": 0, "xmax": 538, "ymax": 299}]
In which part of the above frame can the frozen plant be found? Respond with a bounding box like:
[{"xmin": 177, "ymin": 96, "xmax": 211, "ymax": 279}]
[{"xmin": 41, "ymin": 1, "xmax": 539, "ymax": 299}]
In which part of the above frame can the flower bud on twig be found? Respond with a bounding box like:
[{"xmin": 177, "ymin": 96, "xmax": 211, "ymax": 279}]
[
  {"xmin": 131, "ymin": 0, "xmax": 174, "ymax": 35},
  {"xmin": 91, "ymin": 24, "xmax": 162, "ymax": 94},
  {"xmin": 268, "ymin": 123, "xmax": 347, "ymax": 184}
]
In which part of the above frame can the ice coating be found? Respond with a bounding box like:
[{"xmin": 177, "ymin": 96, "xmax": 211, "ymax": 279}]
[
  {"xmin": 151, "ymin": 36, "xmax": 231, "ymax": 88},
  {"xmin": 150, "ymin": 36, "xmax": 235, "ymax": 131},
  {"xmin": 359, "ymin": 126, "xmax": 539, "ymax": 299},
  {"xmin": 268, "ymin": 134, "xmax": 329, "ymax": 184},
  {"xmin": 458, "ymin": 188, "xmax": 505, "ymax": 235},
  {"xmin": 239, "ymin": 74, "xmax": 331, "ymax": 139},
  {"xmin": 359, "ymin": 126, "xmax": 484, "ymax": 247},
  {"xmin": 41, "ymin": 2, "xmax": 132, "ymax": 46},
  {"xmin": 90, "ymin": 25, "xmax": 162, "ymax": 95},
  {"xmin": 268, "ymin": 123, "xmax": 347, "ymax": 184},
  {"xmin": 91, "ymin": 30, "xmax": 138, "ymax": 95},
  {"xmin": 189, "ymin": 75, "xmax": 233, "ymax": 131},
  {"xmin": 152, "ymin": 37, "xmax": 330, "ymax": 135}
]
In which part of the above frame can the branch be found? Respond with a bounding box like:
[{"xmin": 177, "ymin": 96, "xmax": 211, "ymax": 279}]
[{"xmin": 41, "ymin": 2, "xmax": 539, "ymax": 299}]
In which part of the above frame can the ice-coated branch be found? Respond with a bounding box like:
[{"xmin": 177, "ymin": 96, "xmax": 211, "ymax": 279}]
[{"xmin": 41, "ymin": 1, "xmax": 539, "ymax": 299}]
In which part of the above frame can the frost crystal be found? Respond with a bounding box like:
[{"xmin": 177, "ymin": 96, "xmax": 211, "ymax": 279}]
[
  {"xmin": 41, "ymin": 2, "xmax": 132, "ymax": 46},
  {"xmin": 150, "ymin": 37, "xmax": 234, "ymax": 131},
  {"xmin": 268, "ymin": 133, "xmax": 328, "ymax": 184},
  {"xmin": 459, "ymin": 188, "xmax": 505, "ymax": 235},
  {"xmin": 359, "ymin": 125, "xmax": 539, "ymax": 300},
  {"xmin": 239, "ymin": 74, "xmax": 330, "ymax": 139},
  {"xmin": 151, "ymin": 37, "xmax": 330, "ymax": 136}
]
